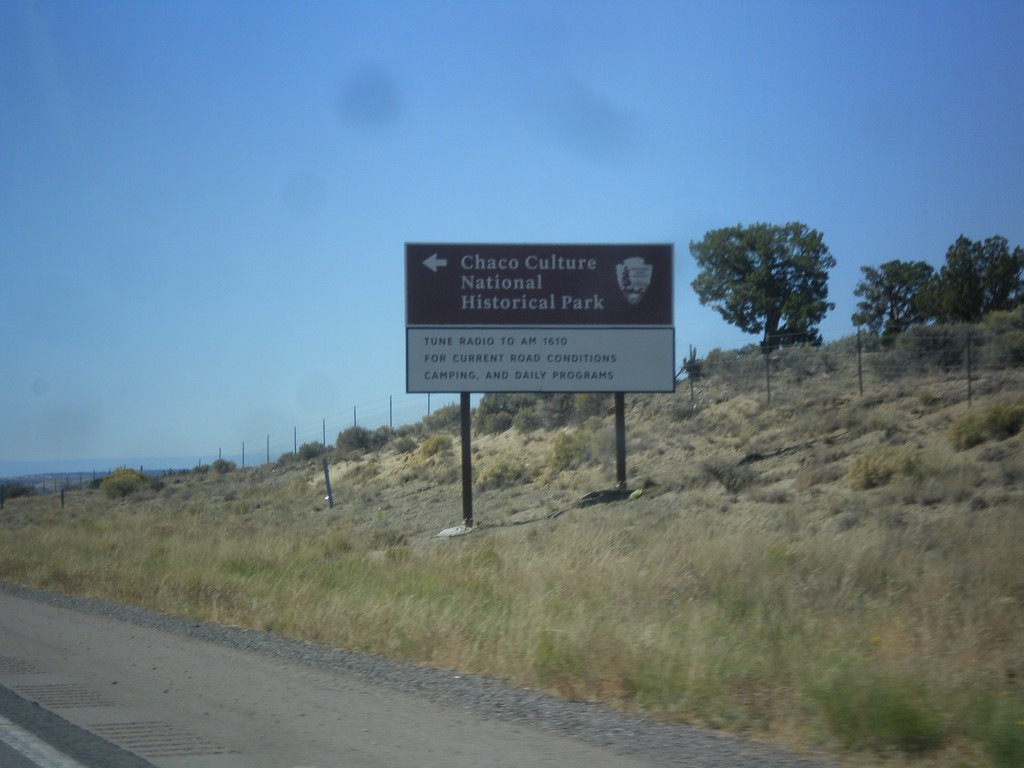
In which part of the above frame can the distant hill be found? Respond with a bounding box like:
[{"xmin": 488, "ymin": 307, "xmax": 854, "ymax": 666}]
[{"xmin": 0, "ymin": 458, "xmax": 196, "ymax": 489}]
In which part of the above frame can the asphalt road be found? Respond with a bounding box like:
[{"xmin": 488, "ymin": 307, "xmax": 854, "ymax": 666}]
[
  {"xmin": 0, "ymin": 587, "xmax": 831, "ymax": 768},
  {"xmin": 0, "ymin": 590, "xmax": 667, "ymax": 768}
]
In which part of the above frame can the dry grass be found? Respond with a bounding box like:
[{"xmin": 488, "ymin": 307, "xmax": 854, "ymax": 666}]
[{"xmin": 2, "ymin": 345, "xmax": 1024, "ymax": 767}]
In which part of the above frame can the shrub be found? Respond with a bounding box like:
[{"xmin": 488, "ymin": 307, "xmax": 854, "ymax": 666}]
[
  {"xmin": 512, "ymin": 407, "xmax": 546, "ymax": 432},
  {"xmin": 950, "ymin": 413, "xmax": 989, "ymax": 451},
  {"xmin": 391, "ymin": 436, "xmax": 418, "ymax": 454},
  {"xmin": 775, "ymin": 343, "xmax": 833, "ymax": 382},
  {"xmin": 701, "ymin": 458, "xmax": 757, "ymax": 493},
  {"xmin": 100, "ymin": 468, "xmax": 149, "ymax": 499},
  {"xmin": 550, "ymin": 430, "xmax": 592, "ymax": 471},
  {"xmin": 979, "ymin": 308, "xmax": 1024, "ymax": 367},
  {"xmin": 538, "ymin": 393, "xmax": 609, "ymax": 427},
  {"xmin": 478, "ymin": 410, "xmax": 514, "ymax": 435},
  {"xmin": 976, "ymin": 402, "xmax": 1024, "ymax": 440},
  {"xmin": 473, "ymin": 393, "xmax": 611, "ymax": 435},
  {"xmin": 950, "ymin": 402, "xmax": 1024, "ymax": 450},
  {"xmin": 395, "ymin": 422, "xmax": 422, "ymax": 438},
  {"xmin": 569, "ymin": 393, "xmax": 609, "ymax": 423},
  {"xmin": 477, "ymin": 454, "xmax": 534, "ymax": 490},
  {"xmin": 1, "ymin": 481, "xmax": 35, "ymax": 499},
  {"xmin": 893, "ymin": 324, "xmax": 972, "ymax": 370},
  {"xmin": 476, "ymin": 393, "xmax": 537, "ymax": 435},
  {"xmin": 211, "ymin": 459, "xmax": 237, "ymax": 474},
  {"xmin": 989, "ymin": 330, "xmax": 1024, "ymax": 367},
  {"xmin": 982, "ymin": 304, "xmax": 1024, "ymax": 334},
  {"xmin": 298, "ymin": 441, "xmax": 325, "ymax": 460},
  {"xmin": 336, "ymin": 426, "xmax": 390, "ymax": 457},
  {"xmin": 346, "ymin": 458, "xmax": 380, "ymax": 483},
  {"xmin": 847, "ymin": 446, "xmax": 923, "ymax": 489},
  {"xmin": 421, "ymin": 403, "xmax": 461, "ymax": 433},
  {"xmin": 419, "ymin": 434, "xmax": 453, "ymax": 458},
  {"xmin": 536, "ymin": 394, "xmax": 575, "ymax": 427},
  {"xmin": 703, "ymin": 346, "xmax": 765, "ymax": 390}
]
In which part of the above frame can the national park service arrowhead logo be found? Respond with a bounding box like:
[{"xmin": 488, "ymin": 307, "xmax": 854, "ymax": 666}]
[{"xmin": 616, "ymin": 257, "xmax": 653, "ymax": 305}]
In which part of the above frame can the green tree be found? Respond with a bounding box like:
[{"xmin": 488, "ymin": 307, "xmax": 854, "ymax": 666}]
[
  {"xmin": 852, "ymin": 260, "xmax": 935, "ymax": 339},
  {"xmin": 920, "ymin": 235, "xmax": 1024, "ymax": 323},
  {"xmin": 690, "ymin": 222, "xmax": 836, "ymax": 351}
]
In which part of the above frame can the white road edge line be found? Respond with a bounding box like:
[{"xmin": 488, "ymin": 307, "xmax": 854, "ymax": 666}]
[{"xmin": 0, "ymin": 713, "xmax": 89, "ymax": 768}]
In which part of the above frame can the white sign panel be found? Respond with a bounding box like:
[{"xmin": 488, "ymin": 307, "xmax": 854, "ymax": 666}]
[{"xmin": 407, "ymin": 327, "xmax": 675, "ymax": 393}]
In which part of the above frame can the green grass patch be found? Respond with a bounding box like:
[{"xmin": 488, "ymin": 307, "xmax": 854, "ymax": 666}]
[
  {"xmin": 808, "ymin": 661, "xmax": 944, "ymax": 754},
  {"xmin": 983, "ymin": 695, "xmax": 1024, "ymax": 768}
]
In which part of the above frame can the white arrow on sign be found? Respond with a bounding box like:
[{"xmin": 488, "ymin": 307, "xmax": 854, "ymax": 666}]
[{"xmin": 422, "ymin": 253, "xmax": 448, "ymax": 272}]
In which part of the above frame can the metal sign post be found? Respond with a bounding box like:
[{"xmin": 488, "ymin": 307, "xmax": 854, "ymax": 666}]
[
  {"xmin": 615, "ymin": 392, "xmax": 627, "ymax": 489},
  {"xmin": 460, "ymin": 393, "xmax": 473, "ymax": 527}
]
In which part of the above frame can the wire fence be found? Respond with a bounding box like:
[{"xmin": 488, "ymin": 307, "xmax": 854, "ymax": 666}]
[
  {"xmin": 1, "ymin": 393, "xmax": 463, "ymax": 497},
  {"xmin": 680, "ymin": 325, "xmax": 1024, "ymax": 409},
  {"xmin": 187, "ymin": 324, "xmax": 1024, "ymax": 470},
  {"xmin": 196, "ymin": 392, "xmax": 463, "ymax": 470},
  {"xmin": 5, "ymin": 323, "xmax": 1023, "ymax": 498}
]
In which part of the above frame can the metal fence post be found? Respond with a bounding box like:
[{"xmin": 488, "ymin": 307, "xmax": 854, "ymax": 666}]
[
  {"xmin": 857, "ymin": 328, "xmax": 864, "ymax": 396},
  {"xmin": 322, "ymin": 458, "xmax": 334, "ymax": 509},
  {"xmin": 967, "ymin": 332, "xmax": 973, "ymax": 407}
]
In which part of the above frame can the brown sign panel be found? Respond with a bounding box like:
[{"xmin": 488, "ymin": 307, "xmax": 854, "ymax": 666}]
[{"xmin": 406, "ymin": 243, "xmax": 672, "ymax": 327}]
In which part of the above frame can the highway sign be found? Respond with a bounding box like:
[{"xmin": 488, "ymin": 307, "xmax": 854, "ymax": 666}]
[{"xmin": 405, "ymin": 243, "xmax": 674, "ymax": 393}]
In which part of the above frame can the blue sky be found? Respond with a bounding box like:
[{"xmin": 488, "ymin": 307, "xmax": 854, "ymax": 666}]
[{"xmin": 2, "ymin": 0, "xmax": 1022, "ymax": 472}]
